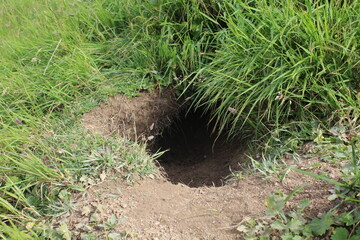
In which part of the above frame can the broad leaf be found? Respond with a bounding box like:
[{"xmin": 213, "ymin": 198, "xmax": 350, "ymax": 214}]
[
  {"xmin": 331, "ymin": 228, "xmax": 348, "ymax": 240},
  {"xmin": 307, "ymin": 212, "xmax": 334, "ymax": 236},
  {"xmin": 270, "ymin": 220, "xmax": 286, "ymax": 230},
  {"xmin": 237, "ymin": 225, "xmax": 249, "ymax": 233},
  {"xmin": 288, "ymin": 217, "xmax": 305, "ymax": 231}
]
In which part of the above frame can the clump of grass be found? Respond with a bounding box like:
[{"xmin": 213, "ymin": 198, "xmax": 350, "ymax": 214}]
[
  {"xmin": 191, "ymin": 0, "xmax": 360, "ymax": 138},
  {"xmin": 0, "ymin": 0, "xmax": 160, "ymax": 236},
  {"xmin": 237, "ymin": 189, "xmax": 360, "ymax": 239},
  {"xmin": 0, "ymin": 119, "xmax": 159, "ymax": 235},
  {"xmin": 96, "ymin": 0, "xmax": 224, "ymax": 91}
]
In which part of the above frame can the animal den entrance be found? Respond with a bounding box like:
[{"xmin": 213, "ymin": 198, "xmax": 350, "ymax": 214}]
[
  {"xmin": 82, "ymin": 90, "xmax": 245, "ymax": 188},
  {"xmin": 154, "ymin": 108, "xmax": 245, "ymax": 188}
]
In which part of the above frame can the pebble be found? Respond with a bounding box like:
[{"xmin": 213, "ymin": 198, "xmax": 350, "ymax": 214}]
[{"xmin": 120, "ymin": 203, "xmax": 127, "ymax": 208}]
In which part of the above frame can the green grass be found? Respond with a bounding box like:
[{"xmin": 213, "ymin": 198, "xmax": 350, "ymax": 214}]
[
  {"xmin": 191, "ymin": 0, "xmax": 359, "ymax": 139},
  {"xmin": 0, "ymin": 0, "xmax": 359, "ymax": 238},
  {"xmin": 0, "ymin": 0, "xmax": 161, "ymax": 236}
]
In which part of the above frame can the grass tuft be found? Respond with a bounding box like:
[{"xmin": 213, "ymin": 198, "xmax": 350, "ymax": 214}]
[{"xmin": 191, "ymin": 0, "xmax": 359, "ymax": 138}]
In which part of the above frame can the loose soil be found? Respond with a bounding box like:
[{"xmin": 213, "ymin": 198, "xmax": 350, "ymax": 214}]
[
  {"xmin": 82, "ymin": 89, "xmax": 178, "ymax": 141},
  {"xmin": 65, "ymin": 162, "xmax": 340, "ymax": 240},
  {"xmin": 76, "ymin": 91, "xmax": 342, "ymax": 239}
]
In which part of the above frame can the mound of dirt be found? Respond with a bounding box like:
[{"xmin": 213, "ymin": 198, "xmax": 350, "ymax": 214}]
[{"xmin": 82, "ymin": 89, "xmax": 178, "ymax": 141}]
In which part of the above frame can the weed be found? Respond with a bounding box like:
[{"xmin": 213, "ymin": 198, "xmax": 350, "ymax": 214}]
[{"xmin": 237, "ymin": 190, "xmax": 360, "ymax": 239}]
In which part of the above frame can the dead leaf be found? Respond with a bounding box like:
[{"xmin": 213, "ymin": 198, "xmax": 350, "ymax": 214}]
[
  {"xmin": 81, "ymin": 206, "xmax": 92, "ymax": 216},
  {"xmin": 227, "ymin": 107, "xmax": 237, "ymax": 115},
  {"xmin": 14, "ymin": 119, "xmax": 23, "ymax": 125},
  {"xmin": 100, "ymin": 171, "xmax": 106, "ymax": 181}
]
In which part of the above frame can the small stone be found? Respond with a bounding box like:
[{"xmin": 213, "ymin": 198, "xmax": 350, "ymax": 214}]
[
  {"xmin": 328, "ymin": 189, "xmax": 335, "ymax": 194},
  {"xmin": 120, "ymin": 203, "xmax": 127, "ymax": 209},
  {"xmin": 81, "ymin": 206, "xmax": 92, "ymax": 216}
]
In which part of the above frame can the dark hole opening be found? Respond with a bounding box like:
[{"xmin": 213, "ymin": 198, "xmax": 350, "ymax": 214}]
[{"xmin": 153, "ymin": 107, "xmax": 246, "ymax": 188}]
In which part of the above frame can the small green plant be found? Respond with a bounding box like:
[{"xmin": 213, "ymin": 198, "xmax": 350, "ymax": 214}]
[
  {"xmin": 239, "ymin": 122, "xmax": 360, "ymax": 239},
  {"xmin": 293, "ymin": 133, "xmax": 360, "ymax": 200},
  {"xmin": 237, "ymin": 190, "xmax": 360, "ymax": 240}
]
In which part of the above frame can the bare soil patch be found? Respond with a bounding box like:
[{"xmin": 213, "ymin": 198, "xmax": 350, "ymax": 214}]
[
  {"xmin": 65, "ymin": 161, "xmax": 340, "ymax": 239},
  {"xmin": 76, "ymin": 91, "xmax": 341, "ymax": 239},
  {"xmin": 82, "ymin": 89, "xmax": 178, "ymax": 140}
]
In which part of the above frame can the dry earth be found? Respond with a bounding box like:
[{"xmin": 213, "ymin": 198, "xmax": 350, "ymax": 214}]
[
  {"xmin": 66, "ymin": 90, "xmax": 343, "ymax": 239},
  {"xmin": 82, "ymin": 89, "xmax": 178, "ymax": 141},
  {"xmin": 65, "ymin": 162, "xmax": 339, "ymax": 240}
]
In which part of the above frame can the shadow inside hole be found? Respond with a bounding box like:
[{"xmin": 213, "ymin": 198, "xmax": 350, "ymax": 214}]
[{"xmin": 154, "ymin": 108, "xmax": 246, "ymax": 188}]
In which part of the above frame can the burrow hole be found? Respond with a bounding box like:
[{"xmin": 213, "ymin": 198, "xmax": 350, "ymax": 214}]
[{"xmin": 153, "ymin": 107, "xmax": 247, "ymax": 188}]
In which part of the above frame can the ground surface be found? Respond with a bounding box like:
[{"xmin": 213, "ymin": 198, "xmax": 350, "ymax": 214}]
[
  {"xmin": 82, "ymin": 89, "xmax": 178, "ymax": 140},
  {"xmin": 65, "ymin": 162, "xmax": 339, "ymax": 239},
  {"xmin": 72, "ymin": 91, "xmax": 341, "ymax": 239}
]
